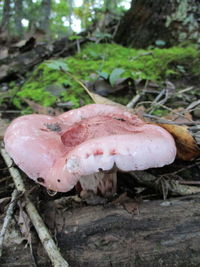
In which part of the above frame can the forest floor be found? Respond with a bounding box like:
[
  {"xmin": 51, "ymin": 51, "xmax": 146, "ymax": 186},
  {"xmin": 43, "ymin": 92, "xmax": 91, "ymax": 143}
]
[{"xmin": 0, "ymin": 39, "xmax": 200, "ymax": 266}]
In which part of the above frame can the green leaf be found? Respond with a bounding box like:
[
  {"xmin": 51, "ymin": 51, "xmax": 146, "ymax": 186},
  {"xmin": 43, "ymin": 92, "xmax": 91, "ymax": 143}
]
[
  {"xmin": 177, "ymin": 65, "xmax": 186, "ymax": 73},
  {"xmin": 109, "ymin": 68, "xmax": 125, "ymax": 86},
  {"xmin": 46, "ymin": 60, "xmax": 69, "ymax": 72},
  {"xmin": 97, "ymin": 71, "xmax": 109, "ymax": 80},
  {"xmin": 155, "ymin": 40, "xmax": 166, "ymax": 47},
  {"xmin": 69, "ymin": 35, "xmax": 82, "ymax": 41}
]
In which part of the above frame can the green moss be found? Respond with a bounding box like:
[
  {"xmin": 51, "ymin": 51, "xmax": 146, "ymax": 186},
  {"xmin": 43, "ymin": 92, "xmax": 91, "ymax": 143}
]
[
  {"xmin": 13, "ymin": 43, "xmax": 200, "ymax": 109},
  {"xmin": 152, "ymin": 109, "xmax": 169, "ymax": 117}
]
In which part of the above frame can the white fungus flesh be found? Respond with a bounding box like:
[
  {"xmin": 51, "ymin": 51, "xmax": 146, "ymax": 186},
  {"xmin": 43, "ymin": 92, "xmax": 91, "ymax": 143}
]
[{"xmin": 4, "ymin": 104, "xmax": 177, "ymax": 194}]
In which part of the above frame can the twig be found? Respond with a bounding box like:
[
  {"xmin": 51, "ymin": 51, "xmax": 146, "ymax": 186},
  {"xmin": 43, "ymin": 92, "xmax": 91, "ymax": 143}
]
[
  {"xmin": 189, "ymin": 125, "xmax": 200, "ymax": 131},
  {"xmin": 186, "ymin": 99, "xmax": 200, "ymax": 111},
  {"xmin": 178, "ymin": 86, "xmax": 194, "ymax": 94},
  {"xmin": 0, "ymin": 175, "xmax": 12, "ymax": 184},
  {"xmin": 0, "ymin": 147, "xmax": 69, "ymax": 267},
  {"xmin": 143, "ymin": 113, "xmax": 199, "ymax": 125},
  {"xmin": 150, "ymin": 102, "xmax": 187, "ymax": 119},
  {"xmin": 178, "ymin": 181, "xmax": 200, "ymax": 185},
  {"xmin": 0, "ymin": 189, "xmax": 19, "ymax": 258},
  {"xmin": 129, "ymin": 171, "xmax": 200, "ymax": 199},
  {"xmin": 126, "ymin": 93, "xmax": 143, "ymax": 108},
  {"xmin": 170, "ymin": 160, "xmax": 200, "ymax": 176},
  {"xmin": 149, "ymin": 89, "xmax": 166, "ymax": 114},
  {"xmin": 152, "ymin": 89, "xmax": 166, "ymax": 104}
]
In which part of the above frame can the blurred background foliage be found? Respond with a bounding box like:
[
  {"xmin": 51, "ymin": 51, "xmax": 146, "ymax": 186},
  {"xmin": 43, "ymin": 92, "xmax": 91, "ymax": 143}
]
[{"xmin": 0, "ymin": 0, "xmax": 131, "ymax": 40}]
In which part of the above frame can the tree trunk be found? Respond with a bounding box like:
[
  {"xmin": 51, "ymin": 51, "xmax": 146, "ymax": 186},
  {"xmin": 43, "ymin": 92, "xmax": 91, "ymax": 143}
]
[
  {"xmin": 14, "ymin": 0, "xmax": 23, "ymax": 38},
  {"xmin": 68, "ymin": 0, "xmax": 74, "ymax": 34},
  {"xmin": 39, "ymin": 0, "xmax": 51, "ymax": 37},
  {"xmin": 1, "ymin": 195, "xmax": 200, "ymax": 266},
  {"xmin": 114, "ymin": 0, "xmax": 200, "ymax": 48},
  {"xmin": 0, "ymin": 0, "xmax": 11, "ymax": 33}
]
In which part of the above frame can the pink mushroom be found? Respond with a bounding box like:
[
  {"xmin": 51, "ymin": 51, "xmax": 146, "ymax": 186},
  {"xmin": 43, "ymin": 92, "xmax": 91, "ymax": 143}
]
[{"xmin": 4, "ymin": 104, "xmax": 176, "ymax": 197}]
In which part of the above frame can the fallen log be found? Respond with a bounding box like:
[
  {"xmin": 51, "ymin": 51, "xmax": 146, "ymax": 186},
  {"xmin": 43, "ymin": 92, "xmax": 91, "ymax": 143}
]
[
  {"xmin": 0, "ymin": 36, "xmax": 87, "ymax": 82},
  {"xmin": 1, "ymin": 194, "xmax": 200, "ymax": 266}
]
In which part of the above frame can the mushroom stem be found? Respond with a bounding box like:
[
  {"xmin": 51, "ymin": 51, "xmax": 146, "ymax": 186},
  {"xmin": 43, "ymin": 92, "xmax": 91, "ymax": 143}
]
[{"xmin": 79, "ymin": 171, "xmax": 117, "ymax": 197}]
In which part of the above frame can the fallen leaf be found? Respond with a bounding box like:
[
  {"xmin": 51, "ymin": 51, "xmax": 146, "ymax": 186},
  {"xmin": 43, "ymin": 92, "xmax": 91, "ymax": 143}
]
[
  {"xmin": 87, "ymin": 77, "xmax": 135, "ymax": 96},
  {"xmin": 24, "ymin": 99, "xmax": 61, "ymax": 116},
  {"xmin": 111, "ymin": 192, "xmax": 129, "ymax": 204},
  {"xmin": 17, "ymin": 201, "xmax": 31, "ymax": 244},
  {"xmin": 87, "ymin": 91, "xmax": 138, "ymax": 115},
  {"xmin": 158, "ymin": 124, "xmax": 200, "ymax": 160},
  {"xmin": 86, "ymin": 78, "xmax": 112, "ymax": 96},
  {"xmin": 123, "ymin": 201, "xmax": 139, "ymax": 214},
  {"xmin": 164, "ymin": 107, "xmax": 193, "ymax": 124}
]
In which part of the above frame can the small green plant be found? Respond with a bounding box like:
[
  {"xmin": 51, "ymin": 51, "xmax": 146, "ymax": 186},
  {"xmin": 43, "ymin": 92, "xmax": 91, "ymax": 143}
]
[{"xmin": 10, "ymin": 43, "xmax": 199, "ymax": 110}]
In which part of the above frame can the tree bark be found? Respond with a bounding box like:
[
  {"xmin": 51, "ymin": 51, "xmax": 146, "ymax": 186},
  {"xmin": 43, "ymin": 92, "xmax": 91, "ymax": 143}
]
[
  {"xmin": 114, "ymin": 0, "xmax": 200, "ymax": 48},
  {"xmin": 68, "ymin": 0, "xmax": 74, "ymax": 34},
  {"xmin": 14, "ymin": 0, "xmax": 23, "ymax": 38},
  {"xmin": 1, "ymin": 195, "xmax": 200, "ymax": 266},
  {"xmin": 39, "ymin": 0, "xmax": 51, "ymax": 37},
  {"xmin": 0, "ymin": 0, "xmax": 11, "ymax": 33}
]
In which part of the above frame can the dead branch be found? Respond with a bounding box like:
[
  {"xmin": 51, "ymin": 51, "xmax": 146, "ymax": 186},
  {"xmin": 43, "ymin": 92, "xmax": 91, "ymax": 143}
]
[
  {"xmin": 127, "ymin": 93, "xmax": 143, "ymax": 108},
  {"xmin": 0, "ymin": 146, "xmax": 69, "ymax": 267},
  {"xmin": 0, "ymin": 189, "xmax": 19, "ymax": 258}
]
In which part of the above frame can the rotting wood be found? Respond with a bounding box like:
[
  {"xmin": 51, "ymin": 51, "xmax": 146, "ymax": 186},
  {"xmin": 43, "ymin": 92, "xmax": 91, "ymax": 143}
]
[
  {"xmin": 2, "ymin": 195, "xmax": 200, "ymax": 266},
  {"xmin": 43, "ymin": 195, "xmax": 200, "ymax": 266}
]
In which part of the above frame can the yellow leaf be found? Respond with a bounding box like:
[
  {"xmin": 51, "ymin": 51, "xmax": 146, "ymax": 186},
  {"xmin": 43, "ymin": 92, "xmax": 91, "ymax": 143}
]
[
  {"xmin": 157, "ymin": 124, "xmax": 200, "ymax": 161},
  {"xmin": 88, "ymin": 91, "xmax": 137, "ymax": 114}
]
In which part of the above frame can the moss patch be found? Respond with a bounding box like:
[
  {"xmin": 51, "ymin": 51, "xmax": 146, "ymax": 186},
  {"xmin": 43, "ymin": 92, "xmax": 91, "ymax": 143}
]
[{"xmin": 11, "ymin": 43, "xmax": 200, "ymax": 109}]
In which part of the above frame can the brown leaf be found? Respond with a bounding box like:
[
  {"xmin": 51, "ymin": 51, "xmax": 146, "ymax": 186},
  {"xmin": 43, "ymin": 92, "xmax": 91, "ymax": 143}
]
[
  {"xmin": 24, "ymin": 99, "xmax": 61, "ymax": 116},
  {"xmin": 87, "ymin": 77, "xmax": 135, "ymax": 96},
  {"xmin": 88, "ymin": 91, "xmax": 138, "ymax": 115},
  {"xmin": 158, "ymin": 124, "xmax": 200, "ymax": 160},
  {"xmin": 123, "ymin": 201, "xmax": 139, "ymax": 214},
  {"xmin": 17, "ymin": 201, "xmax": 31, "ymax": 243},
  {"xmin": 164, "ymin": 107, "xmax": 193, "ymax": 124}
]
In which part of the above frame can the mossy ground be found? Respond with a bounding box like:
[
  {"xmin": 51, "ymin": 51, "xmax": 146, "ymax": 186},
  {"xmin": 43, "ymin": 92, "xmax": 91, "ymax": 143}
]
[{"xmin": 7, "ymin": 43, "xmax": 200, "ymax": 111}]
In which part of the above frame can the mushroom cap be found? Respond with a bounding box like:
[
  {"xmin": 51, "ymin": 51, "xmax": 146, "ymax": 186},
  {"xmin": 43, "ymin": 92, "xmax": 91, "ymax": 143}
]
[{"xmin": 4, "ymin": 104, "xmax": 176, "ymax": 192}]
